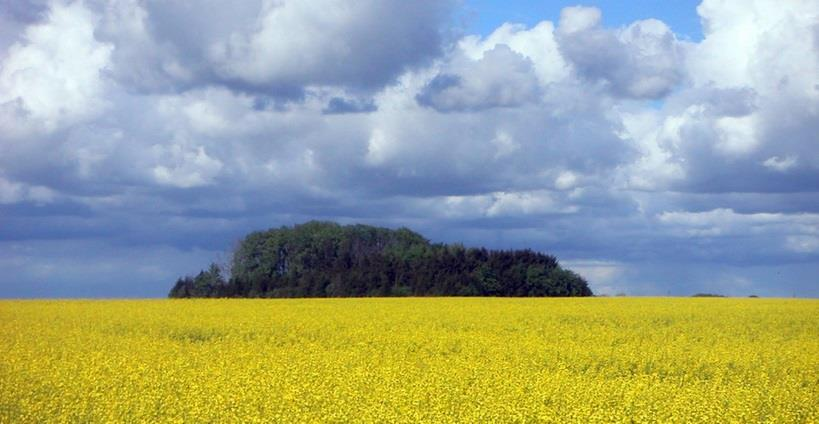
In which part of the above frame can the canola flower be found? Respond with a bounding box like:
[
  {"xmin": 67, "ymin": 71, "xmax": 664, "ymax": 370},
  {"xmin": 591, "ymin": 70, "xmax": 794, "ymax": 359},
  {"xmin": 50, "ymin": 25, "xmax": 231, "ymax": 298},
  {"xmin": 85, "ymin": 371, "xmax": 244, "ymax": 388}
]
[{"xmin": 0, "ymin": 297, "xmax": 817, "ymax": 423}]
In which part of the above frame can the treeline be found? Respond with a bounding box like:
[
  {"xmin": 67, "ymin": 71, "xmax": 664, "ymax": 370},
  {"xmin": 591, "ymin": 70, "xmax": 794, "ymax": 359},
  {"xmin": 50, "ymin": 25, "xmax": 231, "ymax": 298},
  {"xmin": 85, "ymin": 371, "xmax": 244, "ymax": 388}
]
[{"xmin": 169, "ymin": 221, "xmax": 592, "ymax": 298}]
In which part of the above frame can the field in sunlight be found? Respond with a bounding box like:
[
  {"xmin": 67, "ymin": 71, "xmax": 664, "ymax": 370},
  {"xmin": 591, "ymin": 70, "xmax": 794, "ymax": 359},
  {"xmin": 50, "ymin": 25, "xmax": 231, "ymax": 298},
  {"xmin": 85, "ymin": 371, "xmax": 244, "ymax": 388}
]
[{"xmin": 1, "ymin": 297, "xmax": 817, "ymax": 422}]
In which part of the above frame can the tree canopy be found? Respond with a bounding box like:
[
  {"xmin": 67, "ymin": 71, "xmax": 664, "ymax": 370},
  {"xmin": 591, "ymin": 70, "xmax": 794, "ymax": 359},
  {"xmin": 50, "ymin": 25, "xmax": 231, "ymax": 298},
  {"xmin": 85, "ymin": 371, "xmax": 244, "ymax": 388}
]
[{"xmin": 169, "ymin": 221, "xmax": 592, "ymax": 298}]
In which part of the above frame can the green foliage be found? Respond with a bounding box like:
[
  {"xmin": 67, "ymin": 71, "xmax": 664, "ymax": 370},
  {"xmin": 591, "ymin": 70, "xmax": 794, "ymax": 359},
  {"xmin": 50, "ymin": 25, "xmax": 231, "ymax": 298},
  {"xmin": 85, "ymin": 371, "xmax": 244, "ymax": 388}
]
[
  {"xmin": 171, "ymin": 221, "xmax": 592, "ymax": 298},
  {"xmin": 169, "ymin": 263, "xmax": 228, "ymax": 298}
]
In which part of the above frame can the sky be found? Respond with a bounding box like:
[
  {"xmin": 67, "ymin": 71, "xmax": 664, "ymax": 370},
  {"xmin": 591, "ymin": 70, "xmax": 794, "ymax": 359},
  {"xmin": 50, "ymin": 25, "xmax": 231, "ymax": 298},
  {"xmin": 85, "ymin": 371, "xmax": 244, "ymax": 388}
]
[{"xmin": 0, "ymin": 0, "xmax": 818, "ymax": 298}]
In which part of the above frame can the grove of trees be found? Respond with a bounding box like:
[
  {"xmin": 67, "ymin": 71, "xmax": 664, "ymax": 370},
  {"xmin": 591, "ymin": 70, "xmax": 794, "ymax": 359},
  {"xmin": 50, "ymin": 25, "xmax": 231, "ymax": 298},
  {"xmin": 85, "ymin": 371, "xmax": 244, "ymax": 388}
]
[{"xmin": 169, "ymin": 221, "xmax": 592, "ymax": 298}]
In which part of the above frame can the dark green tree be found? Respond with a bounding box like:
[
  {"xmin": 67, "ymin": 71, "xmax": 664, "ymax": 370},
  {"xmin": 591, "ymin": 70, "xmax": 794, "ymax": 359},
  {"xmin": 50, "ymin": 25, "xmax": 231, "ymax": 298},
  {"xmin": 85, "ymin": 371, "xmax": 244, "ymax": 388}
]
[{"xmin": 171, "ymin": 221, "xmax": 592, "ymax": 298}]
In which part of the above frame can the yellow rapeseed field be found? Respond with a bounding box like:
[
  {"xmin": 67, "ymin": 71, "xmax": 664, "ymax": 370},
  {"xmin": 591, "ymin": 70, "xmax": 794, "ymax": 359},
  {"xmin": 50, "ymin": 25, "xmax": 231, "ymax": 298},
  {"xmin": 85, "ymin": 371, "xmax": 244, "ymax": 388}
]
[{"xmin": 1, "ymin": 297, "xmax": 817, "ymax": 423}]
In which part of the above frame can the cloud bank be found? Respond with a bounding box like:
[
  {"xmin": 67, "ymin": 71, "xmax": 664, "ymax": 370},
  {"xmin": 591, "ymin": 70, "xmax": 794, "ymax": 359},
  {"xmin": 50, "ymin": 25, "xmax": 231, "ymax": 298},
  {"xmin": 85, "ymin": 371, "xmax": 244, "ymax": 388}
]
[{"xmin": 1, "ymin": 0, "xmax": 818, "ymax": 297}]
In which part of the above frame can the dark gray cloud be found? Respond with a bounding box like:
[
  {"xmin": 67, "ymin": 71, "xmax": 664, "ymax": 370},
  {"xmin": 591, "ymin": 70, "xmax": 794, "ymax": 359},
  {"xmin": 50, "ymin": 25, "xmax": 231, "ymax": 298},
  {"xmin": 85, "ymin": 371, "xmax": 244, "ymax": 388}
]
[
  {"xmin": 105, "ymin": 0, "xmax": 453, "ymax": 97},
  {"xmin": 0, "ymin": 0, "xmax": 49, "ymax": 23},
  {"xmin": 0, "ymin": 239, "xmax": 220, "ymax": 298},
  {"xmin": 322, "ymin": 97, "xmax": 377, "ymax": 115},
  {"xmin": 417, "ymin": 44, "xmax": 542, "ymax": 112},
  {"xmin": 26, "ymin": 0, "xmax": 456, "ymax": 97},
  {"xmin": 1, "ymin": 0, "xmax": 818, "ymax": 298},
  {"xmin": 556, "ymin": 6, "xmax": 686, "ymax": 99}
]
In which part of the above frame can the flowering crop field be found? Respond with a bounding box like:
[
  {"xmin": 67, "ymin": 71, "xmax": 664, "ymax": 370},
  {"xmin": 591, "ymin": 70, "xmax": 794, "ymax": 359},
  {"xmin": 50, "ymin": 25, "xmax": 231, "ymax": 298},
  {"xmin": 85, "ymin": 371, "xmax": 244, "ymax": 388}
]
[{"xmin": 1, "ymin": 298, "xmax": 817, "ymax": 423}]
